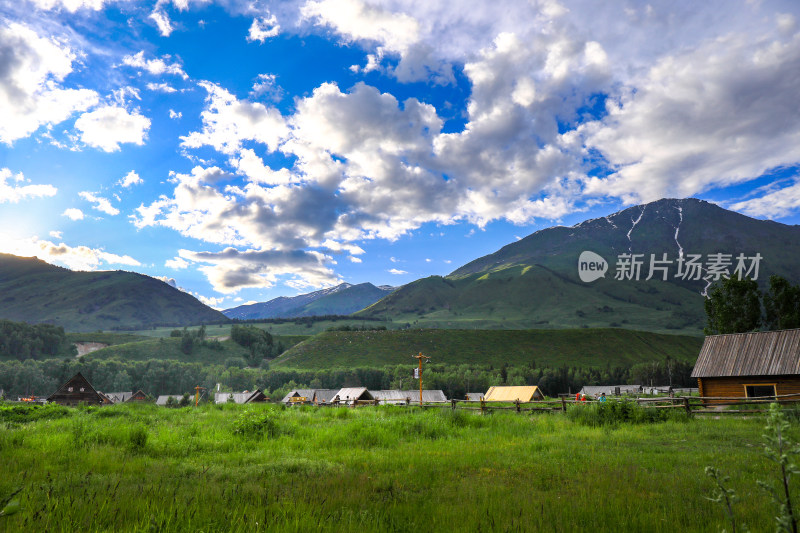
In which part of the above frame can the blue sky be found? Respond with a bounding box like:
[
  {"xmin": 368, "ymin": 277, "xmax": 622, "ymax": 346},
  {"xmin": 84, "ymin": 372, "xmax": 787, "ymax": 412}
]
[{"xmin": 1, "ymin": 0, "xmax": 799, "ymax": 310}]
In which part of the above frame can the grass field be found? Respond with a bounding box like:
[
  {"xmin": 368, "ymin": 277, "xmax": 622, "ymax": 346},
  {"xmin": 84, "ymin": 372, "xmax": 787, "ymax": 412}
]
[
  {"xmin": 273, "ymin": 327, "xmax": 703, "ymax": 369},
  {"xmin": 0, "ymin": 402, "xmax": 791, "ymax": 532}
]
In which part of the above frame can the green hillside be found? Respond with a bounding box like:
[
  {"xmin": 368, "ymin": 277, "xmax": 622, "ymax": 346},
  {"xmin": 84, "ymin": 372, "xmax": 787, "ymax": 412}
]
[
  {"xmin": 271, "ymin": 328, "xmax": 703, "ymax": 369},
  {"xmin": 0, "ymin": 254, "xmax": 227, "ymax": 332},
  {"xmin": 82, "ymin": 337, "xmax": 251, "ymax": 365},
  {"xmin": 358, "ymin": 198, "xmax": 800, "ymax": 334}
]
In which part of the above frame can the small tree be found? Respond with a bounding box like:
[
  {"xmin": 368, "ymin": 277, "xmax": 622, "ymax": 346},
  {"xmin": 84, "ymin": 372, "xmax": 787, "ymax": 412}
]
[
  {"xmin": 764, "ymin": 276, "xmax": 800, "ymax": 331},
  {"xmin": 704, "ymin": 275, "xmax": 761, "ymax": 335}
]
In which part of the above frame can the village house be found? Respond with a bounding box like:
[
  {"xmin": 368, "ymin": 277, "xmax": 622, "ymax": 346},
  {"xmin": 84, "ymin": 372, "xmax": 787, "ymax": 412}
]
[
  {"xmin": 214, "ymin": 390, "xmax": 268, "ymax": 404},
  {"xmin": 48, "ymin": 372, "xmax": 105, "ymax": 406},
  {"xmin": 691, "ymin": 328, "xmax": 800, "ymax": 401},
  {"xmin": 369, "ymin": 390, "xmax": 448, "ymax": 405}
]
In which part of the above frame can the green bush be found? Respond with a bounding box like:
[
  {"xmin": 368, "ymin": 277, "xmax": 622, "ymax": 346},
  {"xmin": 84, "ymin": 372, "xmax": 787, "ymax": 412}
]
[
  {"xmin": 128, "ymin": 426, "xmax": 148, "ymax": 451},
  {"xmin": 566, "ymin": 400, "xmax": 689, "ymax": 427},
  {"xmin": 231, "ymin": 409, "xmax": 278, "ymax": 438}
]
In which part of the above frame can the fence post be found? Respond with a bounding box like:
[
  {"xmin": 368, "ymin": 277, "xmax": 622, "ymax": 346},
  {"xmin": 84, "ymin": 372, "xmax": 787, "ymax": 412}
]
[
  {"xmin": 683, "ymin": 396, "xmax": 691, "ymax": 415},
  {"xmin": 515, "ymin": 399, "xmax": 521, "ymax": 413},
  {"xmin": 451, "ymin": 399, "xmax": 456, "ymax": 411},
  {"xmin": 561, "ymin": 396, "xmax": 566, "ymax": 412},
  {"xmin": 481, "ymin": 398, "xmax": 485, "ymax": 415}
]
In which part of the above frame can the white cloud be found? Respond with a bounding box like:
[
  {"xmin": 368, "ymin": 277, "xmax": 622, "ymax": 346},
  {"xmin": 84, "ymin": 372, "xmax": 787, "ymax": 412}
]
[
  {"xmin": 0, "ymin": 233, "xmax": 140, "ymax": 271},
  {"xmin": 178, "ymin": 247, "xmax": 340, "ymax": 293},
  {"xmin": 149, "ymin": 9, "xmax": 174, "ymax": 37},
  {"xmin": 49, "ymin": 230, "xmax": 62, "ymax": 239},
  {"xmin": 196, "ymin": 293, "xmax": 224, "ymax": 308},
  {"xmin": 62, "ymin": 208, "xmax": 84, "ymax": 220},
  {"xmin": 0, "ymin": 23, "xmax": 98, "ymax": 144},
  {"xmin": 729, "ymin": 180, "xmax": 800, "ymax": 219},
  {"xmin": 79, "ymin": 191, "xmax": 119, "ymax": 215},
  {"xmin": 147, "ymin": 82, "xmax": 178, "ymax": 93},
  {"xmin": 119, "ymin": 170, "xmax": 142, "ymax": 187},
  {"xmin": 74, "ymin": 105, "xmax": 151, "ymax": 152},
  {"xmin": 0, "ymin": 168, "xmax": 57, "ymax": 203},
  {"xmin": 181, "ymin": 81, "xmax": 288, "ymax": 154},
  {"xmin": 582, "ymin": 29, "xmax": 800, "ymax": 204},
  {"xmin": 248, "ymin": 14, "xmax": 280, "ymax": 43},
  {"xmin": 388, "ymin": 268, "xmax": 407, "ymax": 275},
  {"xmin": 349, "ymin": 256, "xmax": 362, "ymax": 263},
  {"xmin": 27, "ymin": 0, "xmax": 108, "ymax": 11},
  {"xmin": 165, "ymin": 256, "xmax": 189, "ymax": 269},
  {"xmin": 122, "ymin": 51, "xmax": 188, "ymax": 79},
  {"xmin": 250, "ymin": 73, "xmax": 283, "ymax": 101},
  {"xmin": 169, "ymin": 109, "xmax": 182, "ymax": 119},
  {"xmin": 154, "ymin": 275, "xmax": 178, "ymax": 288}
]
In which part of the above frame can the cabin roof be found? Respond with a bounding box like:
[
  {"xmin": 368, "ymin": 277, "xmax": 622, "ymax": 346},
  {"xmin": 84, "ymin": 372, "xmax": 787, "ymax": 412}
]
[{"xmin": 691, "ymin": 328, "xmax": 800, "ymax": 378}]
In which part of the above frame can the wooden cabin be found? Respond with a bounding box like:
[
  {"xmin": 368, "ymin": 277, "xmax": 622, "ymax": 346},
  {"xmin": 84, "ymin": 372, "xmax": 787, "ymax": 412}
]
[
  {"xmin": 129, "ymin": 390, "xmax": 148, "ymax": 402},
  {"xmin": 691, "ymin": 328, "xmax": 800, "ymax": 402},
  {"xmin": 48, "ymin": 372, "xmax": 105, "ymax": 406}
]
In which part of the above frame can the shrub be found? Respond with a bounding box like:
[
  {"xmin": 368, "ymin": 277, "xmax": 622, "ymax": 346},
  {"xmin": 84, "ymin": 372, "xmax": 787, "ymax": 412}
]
[
  {"xmin": 232, "ymin": 409, "xmax": 278, "ymax": 438},
  {"xmin": 566, "ymin": 400, "xmax": 689, "ymax": 427},
  {"xmin": 128, "ymin": 426, "xmax": 148, "ymax": 451}
]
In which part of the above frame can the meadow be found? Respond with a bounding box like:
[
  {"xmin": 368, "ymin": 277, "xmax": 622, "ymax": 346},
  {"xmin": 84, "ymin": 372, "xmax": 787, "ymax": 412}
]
[{"xmin": 0, "ymin": 402, "xmax": 793, "ymax": 532}]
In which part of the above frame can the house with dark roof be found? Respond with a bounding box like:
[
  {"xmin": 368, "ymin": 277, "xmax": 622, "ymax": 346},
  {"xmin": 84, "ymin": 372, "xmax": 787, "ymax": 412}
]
[
  {"xmin": 691, "ymin": 328, "xmax": 800, "ymax": 401},
  {"xmin": 214, "ymin": 390, "xmax": 268, "ymax": 404},
  {"xmin": 48, "ymin": 372, "xmax": 105, "ymax": 406}
]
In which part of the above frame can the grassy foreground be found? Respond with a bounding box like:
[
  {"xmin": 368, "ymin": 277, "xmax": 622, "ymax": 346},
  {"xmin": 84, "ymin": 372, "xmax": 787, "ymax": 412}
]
[{"xmin": 0, "ymin": 403, "xmax": 790, "ymax": 532}]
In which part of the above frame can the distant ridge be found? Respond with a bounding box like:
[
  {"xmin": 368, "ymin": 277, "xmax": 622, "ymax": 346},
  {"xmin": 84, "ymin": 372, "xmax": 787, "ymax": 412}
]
[
  {"xmin": 357, "ymin": 198, "xmax": 800, "ymax": 335},
  {"xmin": 0, "ymin": 254, "xmax": 227, "ymax": 332},
  {"xmin": 223, "ymin": 282, "xmax": 396, "ymax": 320}
]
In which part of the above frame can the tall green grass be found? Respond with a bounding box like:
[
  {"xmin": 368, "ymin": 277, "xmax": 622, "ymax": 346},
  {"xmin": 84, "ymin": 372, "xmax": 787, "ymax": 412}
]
[{"xmin": 0, "ymin": 403, "xmax": 790, "ymax": 531}]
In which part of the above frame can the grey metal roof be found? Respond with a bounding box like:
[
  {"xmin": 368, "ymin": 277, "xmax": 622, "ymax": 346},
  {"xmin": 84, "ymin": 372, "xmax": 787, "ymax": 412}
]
[
  {"xmin": 312, "ymin": 389, "xmax": 339, "ymax": 404},
  {"xmin": 691, "ymin": 328, "xmax": 800, "ymax": 378},
  {"xmin": 399, "ymin": 390, "xmax": 447, "ymax": 403},
  {"xmin": 155, "ymin": 394, "xmax": 184, "ymax": 406},
  {"xmin": 215, "ymin": 392, "xmax": 253, "ymax": 404},
  {"xmin": 578, "ymin": 385, "xmax": 642, "ymax": 396},
  {"xmin": 106, "ymin": 391, "xmax": 133, "ymax": 403},
  {"xmin": 280, "ymin": 389, "xmax": 315, "ymax": 404},
  {"xmin": 465, "ymin": 392, "xmax": 484, "ymax": 401},
  {"xmin": 332, "ymin": 387, "xmax": 374, "ymax": 404}
]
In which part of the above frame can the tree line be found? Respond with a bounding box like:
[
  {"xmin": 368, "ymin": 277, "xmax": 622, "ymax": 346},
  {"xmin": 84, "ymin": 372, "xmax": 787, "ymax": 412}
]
[
  {"xmin": 705, "ymin": 274, "xmax": 800, "ymax": 334},
  {"xmin": 0, "ymin": 320, "xmax": 75, "ymax": 361},
  {"xmin": 0, "ymin": 357, "xmax": 694, "ymax": 400}
]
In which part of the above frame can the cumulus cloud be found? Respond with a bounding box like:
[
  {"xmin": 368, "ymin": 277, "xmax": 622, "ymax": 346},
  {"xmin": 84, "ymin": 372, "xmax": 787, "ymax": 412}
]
[
  {"xmin": 74, "ymin": 105, "xmax": 151, "ymax": 152},
  {"xmin": 581, "ymin": 29, "xmax": 800, "ymax": 204},
  {"xmin": 0, "ymin": 233, "xmax": 140, "ymax": 270},
  {"xmin": 165, "ymin": 256, "xmax": 189, "ymax": 269},
  {"xmin": 79, "ymin": 191, "xmax": 119, "ymax": 215},
  {"xmin": 62, "ymin": 208, "xmax": 84, "ymax": 220},
  {"xmin": 729, "ymin": 180, "xmax": 800, "ymax": 219},
  {"xmin": 180, "ymin": 82, "xmax": 288, "ymax": 154},
  {"xmin": 0, "ymin": 23, "xmax": 98, "ymax": 144},
  {"xmin": 248, "ymin": 14, "xmax": 280, "ymax": 42},
  {"xmin": 0, "ymin": 168, "xmax": 57, "ymax": 203},
  {"xmin": 250, "ymin": 73, "xmax": 283, "ymax": 101},
  {"xmin": 388, "ymin": 268, "xmax": 407, "ymax": 275},
  {"xmin": 27, "ymin": 0, "xmax": 108, "ymax": 11},
  {"xmin": 147, "ymin": 82, "xmax": 177, "ymax": 93},
  {"xmin": 169, "ymin": 109, "xmax": 182, "ymax": 119},
  {"xmin": 119, "ymin": 170, "xmax": 142, "ymax": 187},
  {"xmin": 178, "ymin": 247, "xmax": 340, "ymax": 293},
  {"xmin": 122, "ymin": 51, "xmax": 188, "ymax": 79},
  {"xmin": 49, "ymin": 230, "xmax": 62, "ymax": 239}
]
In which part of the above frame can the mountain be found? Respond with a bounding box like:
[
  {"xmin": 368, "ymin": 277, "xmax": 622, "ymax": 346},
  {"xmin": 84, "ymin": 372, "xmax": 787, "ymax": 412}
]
[
  {"xmin": 357, "ymin": 198, "xmax": 800, "ymax": 335},
  {"xmin": 223, "ymin": 282, "xmax": 395, "ymax": 320},
  {"xmin": 0, "ymin": 254, "xmax": 227, "ymax": 332}
]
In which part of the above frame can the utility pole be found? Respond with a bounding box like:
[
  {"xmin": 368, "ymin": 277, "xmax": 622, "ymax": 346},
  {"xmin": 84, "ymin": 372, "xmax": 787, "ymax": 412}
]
[
  {"xmin": 412, "ymin": 352, "xmax": 430, "ymax": 406},
  {"xmin": 194, "ymin": 386, "xmax": 206, "ymax": 407}
]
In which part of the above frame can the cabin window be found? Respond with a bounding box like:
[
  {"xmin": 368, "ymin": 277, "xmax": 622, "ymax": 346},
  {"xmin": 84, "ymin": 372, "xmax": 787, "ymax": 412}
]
[
  {"xmin": 80, "ymin": 387, "xmax": 85, "ymax": 392},
  {"xmin": 744, "ymin": 384, "xmax": 776, "ymax": 398},
  {"xmin": 68, "ymin": 387, "xmax": 73, "ymax": 392}
]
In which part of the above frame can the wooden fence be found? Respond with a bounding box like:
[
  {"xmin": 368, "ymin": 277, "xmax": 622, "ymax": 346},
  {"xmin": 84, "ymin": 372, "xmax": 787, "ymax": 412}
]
[{"xmin": 316, "ymin": 392, "xmax": 800, "ymax": 415}]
